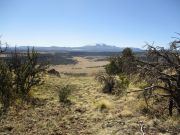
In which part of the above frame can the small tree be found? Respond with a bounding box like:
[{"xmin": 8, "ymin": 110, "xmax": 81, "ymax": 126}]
[
  {"xmin": 105, "ymin": 48, "xmax": 137, "ymax": 76},
  {"xmin": 8, "ymin": 47, "xmax": 47, "ymax": 100},
  {"xmin": 137, "ymin": 38, "xmax": 180, "ymax": 116},
  {"xmin": 0, "ymin": 60, "xmax": 14, "ymax": 113},
  {"xmin": 105, "ymin": 56, "xmax": 123, "ymax": 75},
  {"xmin": 0, "ymin": 41, "xmax": 47, "ymax": 112},
  {"xmin": 0, "ymin": 41, "xmax": 13, "ymax": 112},
  {"xmin": 122, "ymin": 47, "xmax": 134, "ymax": 58}
]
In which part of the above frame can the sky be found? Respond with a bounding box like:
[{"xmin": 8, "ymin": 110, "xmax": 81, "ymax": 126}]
[{"xmin": 0, "ymin": 0, "xmax": 180, "ymax": 48}]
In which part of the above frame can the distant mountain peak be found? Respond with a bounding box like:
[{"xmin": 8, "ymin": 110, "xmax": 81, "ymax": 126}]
[
  {"xmin": 10, "ymin": 43, "xmax": 143, "ymax": 52},
  {"xmin": 95, "ymin": 43, "xmax": 108, "ymax": 46}
]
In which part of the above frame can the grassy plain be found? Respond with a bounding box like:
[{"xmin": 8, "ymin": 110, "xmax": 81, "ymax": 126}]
[{"xmin": 50, "ymin": 56, "xmax": 109, "ymax": 76}]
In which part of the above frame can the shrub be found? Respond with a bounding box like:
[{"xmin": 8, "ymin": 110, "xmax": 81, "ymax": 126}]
[
  {"xmin": 9, "ymin": 47, "xmax": 47, "ymax": 101},
  {"xmin": 0, "ymin": 44, "xmax": 47, "ymax": 112},
  {"xmin": 96, "ymin": 72, "xmax": 115, "ymax": 93},
  {"xmin": 105, "ymin": 48, "xmax": 137, "ymax": 76},
  {"xmin": 58, "ymin": 85, "xmax": 73, "ymax": 103},
  {"xmin": 122, "ymin": 47, "xmax": 134, "ymax": 58},
  {"xmin": 115, "ymin": 74, "xmax": 130, "ymax": 95},
  {"xmin": 0, "ymin": 61, "xmax": 13, "ymax": 112},
  {"xmin": 105, "ymin": 57, "xmax": 122, "ymax": 75},
  {"xmin": 96, "ymin": 72, "xmax": 129, "ymax": 95}
]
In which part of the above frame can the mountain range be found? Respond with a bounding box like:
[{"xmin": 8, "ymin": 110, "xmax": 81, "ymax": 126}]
[{"xmin": 13, "ymin": 44, "xmax": 143, "ymax": 52}]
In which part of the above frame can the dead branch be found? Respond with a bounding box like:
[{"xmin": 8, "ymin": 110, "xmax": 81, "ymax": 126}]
[
  {"xmin": 136, "ymin": 36, "xmax": 180, "ymax": 116},
  {"xmin": 138, "ymin": 121, "xmax": 145, "ymax": 135}
]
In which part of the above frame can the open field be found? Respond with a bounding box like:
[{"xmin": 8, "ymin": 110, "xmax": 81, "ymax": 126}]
[
  {"xmin": 50, "ymin": 56, "xmax": 109, "ymax": 76},
  {"xmin": 1, "ymin": 75, "xmax": 180, "ymax": 135},
  {"xmin": 1, "ymin": 55, "xmax": 180, "ymax": 135}
]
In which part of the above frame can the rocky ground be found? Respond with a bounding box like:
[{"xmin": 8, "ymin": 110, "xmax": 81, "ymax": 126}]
[{"xmin": 0, "ymin": 75, "xmax": 180, "ymax": 135}]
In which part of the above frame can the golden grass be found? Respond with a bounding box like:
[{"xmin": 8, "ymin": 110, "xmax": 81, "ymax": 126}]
[
  {"xmin": 50, "ymin": 56, "xmax": 109, "ymax": 76},
  {"xmin": 1, "ymin": 57, "xmax": 180, "ymax": 134},
  {"xmin": 94, "ymin": 99, "xmax": 114, "ymax": 111}
]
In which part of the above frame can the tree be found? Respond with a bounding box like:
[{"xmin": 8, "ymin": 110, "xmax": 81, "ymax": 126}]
[
  {"xmin": 105, "ymin": 48, "xmax": 137, "ymax": 76},
  {"xmin": 137, "ymin": 38, "xmax": 180, "ymax": 116},
  {"xmin": 0, "ymin": 41, "xmax": 13, "ymax": 113},
  {"xmin": 8, "ymin": 47, "xmax": 47, "ymax": 100},
  {"xmin": 122, "ymin": 47, "xmax": 134, "ymax": 58},
  {"xmin": 0, "ymin": 61, "xmax": 13, "ymax": 112},
  {"xmin": 0, "ymin": 41, "xmax": 47, "ymax": 112},
  {"xmin": 105, "ymin": 56, "xmax": 123, "ymax": 75}
]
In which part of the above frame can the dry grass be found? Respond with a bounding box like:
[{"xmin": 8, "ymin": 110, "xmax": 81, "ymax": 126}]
[
  {"xmin": 50, "ymin": 57, "xmax": 109, "ymax": 76},
  {"xmin": 94, "ymin": 99, "xmax": 114, "ymax": 112},
  {"xmin": 0, "ymin": 57, "xmax": 180, "ymax": 134}
]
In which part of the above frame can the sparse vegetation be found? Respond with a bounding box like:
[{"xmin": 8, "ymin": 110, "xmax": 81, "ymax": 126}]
[
  {"xmin": 96, "ymin": 72, "xmax": 129, "ymax": 95},
  {"xmin": 104, "ymin": 40, "xmax": 180, "ymax": 117},
  {"xmin": 0, "ymin": 42, "xmax": 47, "ymax": 112},
  {"xmin": 96, "ymin": 72, "xmax": 115, "ymax": 93},
  {"xmin": 105, "ymin": 47, "xmax": 137, "ymax": 76},
  {"xmin": 136, "ymin": 38, "xmax": 180, "ymax": 116},
  {"xmin": 58, "ymin": 84, "xmax": 74, "ymax": 103},
  {"xmin": 0, "ymin": 60, "xmax": 13, "ymax": 112},
  {"xmin": 1, "ymin": 38, "xmax": 180, "ymax": 134},
  {"xmin": 63, "ymin": 72, "xmax": 87, "ymax": 77},
  {"xmin": 9, "ymin": 48, "xmax": 47, "ymax": 101},
  {"xmin": 115, "ymin": 74, "xmax": 130, "ymax": 95}
]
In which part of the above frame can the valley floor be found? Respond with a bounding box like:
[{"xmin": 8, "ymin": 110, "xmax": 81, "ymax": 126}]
[{"xmin": 0, "ymin": 75, "xmax": 180, "ymax": 135}]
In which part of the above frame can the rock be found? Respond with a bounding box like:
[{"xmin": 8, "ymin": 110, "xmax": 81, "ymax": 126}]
[{"xmin": 47, "ymin": 69, "xmax": 61, "ymax": 77}]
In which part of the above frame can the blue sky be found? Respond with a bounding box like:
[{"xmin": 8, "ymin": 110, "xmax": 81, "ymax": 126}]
[{"xmin": 0, "ymin": 0, "xmax": 180, "ymax": 48}]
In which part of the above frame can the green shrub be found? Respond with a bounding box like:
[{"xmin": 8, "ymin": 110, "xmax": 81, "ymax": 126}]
[
  {"xmin": 105, "ymin": 57, "xmax": 123, "ymax": 75},
  {"xmin": 0, "ymin": 45, "xmax": 47, "ymax": 112},
  {"xmin": 9, "ymin": 48, "xmax": 47, "ymax": 100},
  {"xmin": 58, "ymin": 85, "xmax": 74, "ymax": 103},
  {"xmin": 0, "ymin": 61, "xmax": 13, "ymax": 112},
  {"xmin": 95, "ymin": 72, "xmax": 115, "ymax": 93},
  {"xmin": 96, "ymin": 72, "xmax": 129, "ymax": 95},
  {"xmin": 114, "ymin": 74, "xmax": 130, "ymax": 95},
  {"xmin": 105, "ymin": 48, "xmax": 137, "ymax": 76}
]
